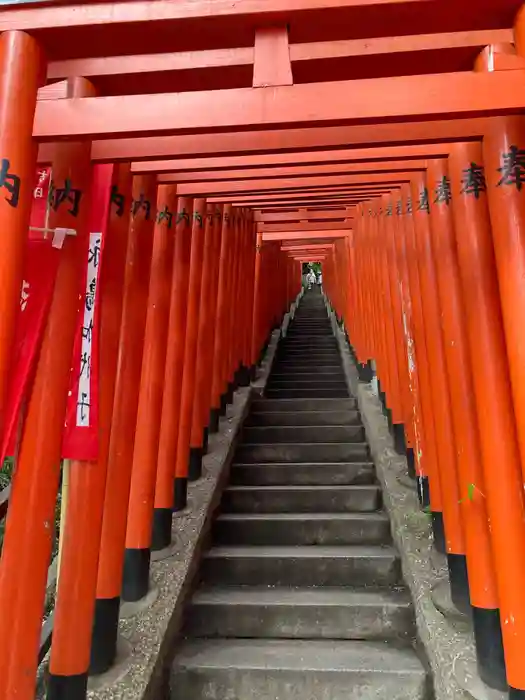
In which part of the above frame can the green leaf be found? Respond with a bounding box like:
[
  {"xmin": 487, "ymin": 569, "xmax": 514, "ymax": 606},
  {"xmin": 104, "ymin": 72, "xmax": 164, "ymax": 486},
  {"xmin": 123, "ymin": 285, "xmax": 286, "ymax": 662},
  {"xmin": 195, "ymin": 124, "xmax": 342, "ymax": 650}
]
[{"xmin": 467, "ymin": 483, "xmax": 475, "ymax": 501}]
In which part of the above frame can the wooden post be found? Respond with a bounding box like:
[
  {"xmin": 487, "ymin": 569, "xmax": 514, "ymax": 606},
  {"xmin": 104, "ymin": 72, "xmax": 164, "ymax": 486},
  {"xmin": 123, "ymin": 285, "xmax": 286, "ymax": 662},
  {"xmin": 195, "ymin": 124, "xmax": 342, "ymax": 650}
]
[
  {"xmin": 49, "ymin": 164, "xmax": 131, "ymax": 693},
  {"xmin": 210, "ymin": 204, "xmax": 233, "ymax": 432},
  {"xmin": 410, "ymin": 172, "xmax": 460, "ymax": 557},
  {"xmin": 189, "ymin": 203, "xmax": 219, "ymax": 480},
  {"xmin": 0, "ymin": 31, "xmax": 44, "ymax": 446},
  {"xmin": 482, "ymin": 116, "xmax": 525, "ymax": 695},
  {"xmin": 424, "ymin": 160, "xmax": 470, "ymax": 610},
  {"xmin": 122, "ymin": 183, "xmax": 175, "ymax": 602},
  {"xmin": 174, "ymin": 199, "xmax": 207, "ymax": 501},
  {"xmin": 399, "ymin": 185, "xmax": 440, "ymax": 509},
  {"xmin": 153, "ymin": 197, "xmax": 194, "ymax": 534},
  {"xmin": 447, "ymin": 141, "xmax": 512, "ymax": 689},
  {"xmin": 0, "ymin": 78, "xmax": 94, "ymax": 700},
  {"xmin": 92, "ymin": 173, "xmax": 156, "ymax": 666}
]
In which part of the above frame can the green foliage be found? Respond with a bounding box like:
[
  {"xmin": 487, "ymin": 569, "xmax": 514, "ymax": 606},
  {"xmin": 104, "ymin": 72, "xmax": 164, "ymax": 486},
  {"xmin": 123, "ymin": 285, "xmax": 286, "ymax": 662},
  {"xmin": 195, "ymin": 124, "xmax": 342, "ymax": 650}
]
[{"xmin": 0, "ymin": 457, "xmax": 14, "ymax": 490}]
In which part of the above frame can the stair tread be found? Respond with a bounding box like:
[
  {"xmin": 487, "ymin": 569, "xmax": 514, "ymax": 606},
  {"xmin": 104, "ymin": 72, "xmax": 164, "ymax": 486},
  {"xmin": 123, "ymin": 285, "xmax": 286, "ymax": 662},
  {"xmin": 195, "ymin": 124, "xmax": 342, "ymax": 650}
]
[
  {"xmin": 232, "ymin": 461, "xmax": 373, "ymax": 467},
  {"xmin": 191, "ymin": 586, "xmax": 411, "ymax": 607},
  {"xmin": 205, "ymin": 545, "xmax": 397, "ymax": 557},
  {"xmin": 217, "ymin": 511, "xmax": 388, "ymax": 521},
  {"xmin": 224, "ymin": 484, "xmax": 378, "ymax": 491},
  {"xmin": 240, "ymin": 442, "xmax": 367, "ymax": 447},
  {"xmin": 174, "ymin": 638, "xmax": 424, "ymax": 674}
]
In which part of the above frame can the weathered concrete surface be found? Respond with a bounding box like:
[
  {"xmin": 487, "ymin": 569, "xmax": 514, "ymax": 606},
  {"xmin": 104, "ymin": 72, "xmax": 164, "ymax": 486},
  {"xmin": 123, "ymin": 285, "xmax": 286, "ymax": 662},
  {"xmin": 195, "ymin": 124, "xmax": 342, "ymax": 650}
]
[
  {"xmin": 87, "ymin": 327, "xmax": 282, "ymax": 700},
  {"xmin": 330, "ymin": 301, "xmax": 476, "ymax": 700},
  {"xmin": 172, "ymin": 638, "xmax": 428, "ymax": 700}
]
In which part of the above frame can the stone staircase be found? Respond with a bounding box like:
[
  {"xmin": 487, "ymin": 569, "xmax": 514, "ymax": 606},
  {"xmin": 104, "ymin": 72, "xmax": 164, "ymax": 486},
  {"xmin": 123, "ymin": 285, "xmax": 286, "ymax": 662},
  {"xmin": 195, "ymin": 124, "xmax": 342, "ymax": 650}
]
[{"xmin": 171, "ymin": 288, "xmax": 429, "ymax": 699}]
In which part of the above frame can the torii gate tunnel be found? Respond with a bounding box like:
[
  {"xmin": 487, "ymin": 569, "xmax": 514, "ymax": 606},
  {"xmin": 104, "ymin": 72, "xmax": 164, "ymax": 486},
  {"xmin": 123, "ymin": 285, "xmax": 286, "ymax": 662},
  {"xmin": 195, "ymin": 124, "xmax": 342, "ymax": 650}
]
[{"xmin": 2, "ymin": 1, "xmax": 525, "ymax": 699}]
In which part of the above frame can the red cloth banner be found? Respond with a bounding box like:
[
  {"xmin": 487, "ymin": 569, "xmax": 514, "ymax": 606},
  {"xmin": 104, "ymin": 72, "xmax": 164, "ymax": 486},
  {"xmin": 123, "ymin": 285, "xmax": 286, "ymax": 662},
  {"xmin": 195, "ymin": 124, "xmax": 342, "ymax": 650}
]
[
  {"xmin": 0, "ymin": 167, "xmax": 57, "ymax": 462},
  {"xmin": 62, "ymin": 165, "xmax": 113, "ymax": 461}
]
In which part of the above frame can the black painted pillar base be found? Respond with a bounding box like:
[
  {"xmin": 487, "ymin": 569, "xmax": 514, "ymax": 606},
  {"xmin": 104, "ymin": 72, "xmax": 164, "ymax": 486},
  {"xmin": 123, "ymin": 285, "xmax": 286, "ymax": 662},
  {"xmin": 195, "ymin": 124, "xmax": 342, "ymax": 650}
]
[
  {"xmin": 357, "ymin": 362, "xmax": 373, "ymax": 382},
  {"xmin": 188, "ymin": 446, "xmax": 203, "ymax": 482},
  {"xmin": 202, "ymin": 426, "xmax": 209, "ymax": 455},
  {"xmin": 173, "ymin": 476, "xmax": 187, "ymax": 511},
  {"xmin": 406, "ymin": 447, "xmax": 416, "ymax": 479},
  {"xmin": 386, "ymin": 407, "xmax": 393, "ymax": 431},
  {"xmin": 233, "ymin": 365, "xmax": 241, "ymax": 389},
  {"xmin": 226, "ymin": 381, "xmax": 234, "ymax": 405},
  {"xmin": 447, "ymin": 552, "xmax": 471, "ymax": 616},
  {"xmin": 431, "ymin": 511, "xmax": 446, "ymax": 554},
  {"xmin": 219, "ymin": 392, "xmax": 227, "ymax": 416},
  {"xmin": 238, "ymin": 364, "xmax": 251, "ymax": 387},
  {"xmin": 90, "ymin": 596, "xmax": 121, "ymax": 675},
  {"xmin": 151, "ymin": 508, "xmax": 173, "ymax": 551},
  {"xmin": 249, "ymin": 364, "xmax": 257, "ymax": 381},
  {"xmin": 472, "ymin": 605, "xmax": 507, "ymax": 691},
  {"xmin": 209, "ymin": 407, "xmax": 220, "ymax": 434},
  {"xmin": 122, "ymin": 547, "xmax": 151, "ymax": 602},
  {"xmin": 47, "ymin": 672, "xmax": 88, "ymax": 700},
  {"xmin": 417, "ymin": 476, "xmax": 430, "ymax": 509},
  {"xmin": 392, "ymin": 423, "xmax": 407, "ymax": 455},
  {"xmin": 510, "ymin": 688, "xmax": 525, "ymax": 698}
]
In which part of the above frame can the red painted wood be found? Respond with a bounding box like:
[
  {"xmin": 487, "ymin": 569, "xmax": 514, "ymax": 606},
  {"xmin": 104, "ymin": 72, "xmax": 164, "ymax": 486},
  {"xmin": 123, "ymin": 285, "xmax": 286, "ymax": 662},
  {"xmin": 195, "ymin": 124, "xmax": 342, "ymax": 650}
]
[{"xmin": 33, "ymin": 72, "xmax": 525, "ymax": 140}]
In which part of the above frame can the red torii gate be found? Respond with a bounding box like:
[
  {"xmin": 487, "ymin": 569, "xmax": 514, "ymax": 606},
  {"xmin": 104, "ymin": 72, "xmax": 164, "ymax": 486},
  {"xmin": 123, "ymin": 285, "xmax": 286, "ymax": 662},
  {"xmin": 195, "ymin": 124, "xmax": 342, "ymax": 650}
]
[{"xmin": 0, "ymin": 2, "xmax": 525, "ymax": 700}]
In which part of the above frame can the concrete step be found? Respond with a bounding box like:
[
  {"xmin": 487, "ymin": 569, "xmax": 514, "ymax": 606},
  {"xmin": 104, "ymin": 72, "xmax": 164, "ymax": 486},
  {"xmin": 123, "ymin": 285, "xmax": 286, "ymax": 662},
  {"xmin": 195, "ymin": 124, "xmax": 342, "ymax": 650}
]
[
  {"xmin": 171, "ymin": 638, "xmax": 427, "ymax": 700},
  {"xmin": 279, "ymin": 341, "xmax": 338, "ymax": 349},
  {"xmin": 275, "ymin": 353, "xmax": 340, "ymax": 361},
  {"xmin": 265, "ymin": 388, "xmax": 350, "ymax": 399},
  {"xmin": 201, "ymin": 545, "xmax": 401, "ymax": 587},
  {"xmin": 242, "ymin": 424, "xmax": 364, "ymax": 443},
  {"xmin": 270, "ymin": 370, "xmax": 345, "ymax": 378},
  {"xmin": 266, "ymin": 379, "xmax": 348, "ymax": 390},
  {"xmin": 229, "ymin": 461, "xmax": 374, "ymax": 486},
  {"xmin": 270, "ymin": 366, "xmax": 344, "ymax": 375},
  {"xmin": 289, "ymin": 326, "xmax": 332, "ymax": 331},
  {"xmin": 251, "ymin": 398, "xmax": 357, "ymax": 412},
  {"xmin": 186, "ymin": 587, "xmax": 414, "ymax": 641},
  {"xmin": 214, "ymin": 512, "xmax": 390, "ymax": 545},
  {"xmin": 245, "ymin": 410, "xmax": 360, "ymax": 427},
  {"xmin": 272, "ymin": 365, "xmax": 344, "ymax": 374},
  {"xmin": 274, "ymin": 356, "xmax": 342, "ymax": 362},
  {"xmin": 278, "ymin": 344, "xmax": 338, "ymax": 351},
  {"xmin": 286, "ymin": 330, "xmax": 333, "ymax": 336},
  {"xmin": 221, "ymin": 484, "xmax": 381, "ymax": 513},
  {"xmin": 235, "ymin": 442, "xmax": 369, "ymax": 463}
]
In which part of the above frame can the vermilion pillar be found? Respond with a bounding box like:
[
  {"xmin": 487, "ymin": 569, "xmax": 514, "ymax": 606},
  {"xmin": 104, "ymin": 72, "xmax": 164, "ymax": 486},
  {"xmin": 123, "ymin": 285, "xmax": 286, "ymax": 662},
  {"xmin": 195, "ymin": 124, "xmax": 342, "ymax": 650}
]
[
  {"xmin": 401, "ymin": 185, "xmax": 440, "ymax": 508},
  {"xmin": 200, "ymin": 206, "xmax": 224, "ymax": 435},
  {"xmin": 49, "ymin": 164, "xmax": 132, "ymax": 695},
  {"xmin": 448, "ymin": 141, "xmax": 515, "ymax": 689},
  {"xmin": 240, "ymin": 213, "xmax": 257, "ymax": 384},
  {"xmin": 0, "ymin": 32, "xmax": 44, "ymax": 444},
  {"xmin": 393, "ymin": 189, "xmax": 421, "ymax": 480},
  {"xmin": 482, "ymin": 116, "xmax": 525, "ymax": 696},
  {"xmin": 210, "ymin": 205, "xmax": 233, "ymax": 432},
  {"xmin": 425, "ymin": 160, "xmax": 470, "ymax": 611},
  {"xmin": 0, "ymin": 78, "xmax": 94, "ymax": 700},
  {"xmin": 174, "ymin": 199, "xmax": 207, "ymax": 501},
  {"xmin": 410, "ymin": 172, "xmax": 460, "ymax": 557},
  {"xmin": 122, "ymin": 184, "xmax": 175, "ymax": 603},
  {"xmin": 91, "ymin": 174, "xmax": 156, "ymax": 669},
  {"xmin": 189, "ymin": 203, "xmax": 219, "ymax": 480},
  {"xmin": 227, "ymin": 209, "xmax": 243, "ymax": 396},
  {"xmin": 483, "ymin": 117, "xmax": 525, "ymax": 478},
  {"xmin": 251, "ymin": 231, "xmax": 263, "ymax": 374},
  {"xmin": 153, "ymin": 197, "xmax": 194, "ymax": 540},
  {"xmin": 382, "ymin": 194, "xmax": 411, "ymax": 445}
]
